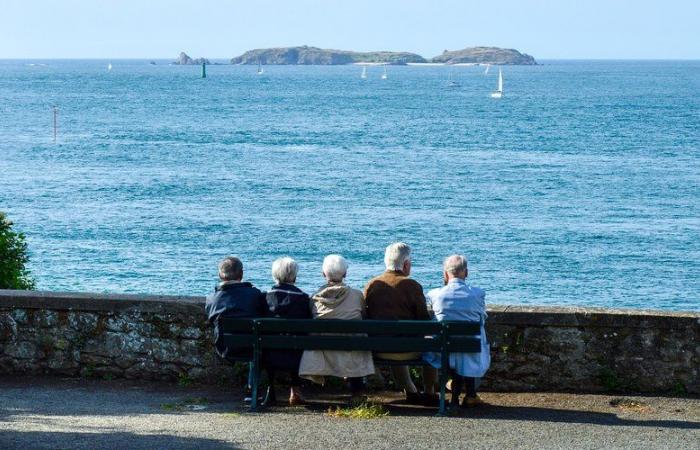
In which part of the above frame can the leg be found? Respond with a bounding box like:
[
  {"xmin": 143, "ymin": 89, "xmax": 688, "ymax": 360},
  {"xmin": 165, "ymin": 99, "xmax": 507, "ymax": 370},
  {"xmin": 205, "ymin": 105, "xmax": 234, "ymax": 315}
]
[
  {"xmin": 450, "ymin": 371, "xmax": 464, "ymax": 406},
  {"xmin": 390, "ymin": 365, "xmax": 418, "ymax": 394},
  {"xmin": 464, "ymin": 377, "xmax": 477, "ymax": 398},
  {"xmin": 289, "ymin": 372, "xmax": 305, "ymax": 405},
  {"xmin": 422, "ymin": 366, "xmax": 438, "ymax": 395}
]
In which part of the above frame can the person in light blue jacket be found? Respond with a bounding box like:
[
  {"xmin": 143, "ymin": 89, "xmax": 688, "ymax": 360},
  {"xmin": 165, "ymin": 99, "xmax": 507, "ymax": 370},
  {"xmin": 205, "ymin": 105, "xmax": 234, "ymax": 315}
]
[{"xmin": 424, "ymin": 254, "xmax": 491, "ymax": 408}]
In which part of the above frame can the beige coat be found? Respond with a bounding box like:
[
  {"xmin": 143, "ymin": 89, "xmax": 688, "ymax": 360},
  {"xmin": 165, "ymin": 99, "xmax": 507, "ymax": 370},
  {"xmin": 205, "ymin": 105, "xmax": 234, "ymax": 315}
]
[{"xmin": 298, "ymin": 282, "xmax": 376, "ymax": 384}]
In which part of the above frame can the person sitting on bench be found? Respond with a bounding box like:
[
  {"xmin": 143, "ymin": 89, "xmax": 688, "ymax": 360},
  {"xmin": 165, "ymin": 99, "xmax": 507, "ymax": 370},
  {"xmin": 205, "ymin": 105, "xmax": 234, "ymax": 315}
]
[
  {"xmin": 298, "ymin": 254, "xmax": 376, "ymax": 404},
  {"xmin": 424, "ymin": 254, "xmax": 491, "ymax": 408},
  {"xmin": 263, "ymin": 257, "xmax": 312, "ymax": 406},
  {"xmin": 364, "ymin": 242, "xmax": 438, "ymax": 404},
  {"xmin": 205, "ymin": 256, "xmax": 269, "ymax": 379}
]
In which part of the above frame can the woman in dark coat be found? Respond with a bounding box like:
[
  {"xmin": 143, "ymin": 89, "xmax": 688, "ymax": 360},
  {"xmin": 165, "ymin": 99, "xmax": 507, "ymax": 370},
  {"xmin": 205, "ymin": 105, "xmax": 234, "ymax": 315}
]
[{"xmin": 263, "ymin": 257, "xmax": 312, "ymax": 406}]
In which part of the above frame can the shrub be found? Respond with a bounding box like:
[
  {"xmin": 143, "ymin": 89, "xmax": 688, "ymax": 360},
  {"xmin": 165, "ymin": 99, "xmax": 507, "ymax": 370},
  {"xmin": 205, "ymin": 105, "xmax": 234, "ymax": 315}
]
[{"xmin": 0, "ymin": 212, "xmax": 35, "ymax": 289}]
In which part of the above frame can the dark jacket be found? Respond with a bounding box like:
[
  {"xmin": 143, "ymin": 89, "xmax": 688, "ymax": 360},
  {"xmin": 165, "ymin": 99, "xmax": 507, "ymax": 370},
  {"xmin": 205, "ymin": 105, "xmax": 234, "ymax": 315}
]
[
  {"xmin": 364, "ymin": 270, "xmax": 431, "ymax": 321},
  {"xmin": 205, "ymin": 281, "xmax": 269, "ymax": 359},
  {"xmin": 264, "ymin": 283, "xmax": 312, "ymax": 371}
]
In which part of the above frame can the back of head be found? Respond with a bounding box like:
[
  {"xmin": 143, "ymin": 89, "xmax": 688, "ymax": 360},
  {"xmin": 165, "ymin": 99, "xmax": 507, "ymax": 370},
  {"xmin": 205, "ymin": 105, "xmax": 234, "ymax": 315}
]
[
  {"xmin": 322, "ymin": 254, "xmax": 348, "ymax": 283},
  {"xmin": 271, "ymin": 256, "xmax": 298, "ymax": 284},
  {"xmin": 443, "ymin": 254, "xmax": 468, "ymax": 278},
  {"xmin": 384, "ymin": 242, "xmax": 411, "ymax": 271},
  {"xmin": 219, "ymin": 256, "xmax": 243, "ymax": 282}
]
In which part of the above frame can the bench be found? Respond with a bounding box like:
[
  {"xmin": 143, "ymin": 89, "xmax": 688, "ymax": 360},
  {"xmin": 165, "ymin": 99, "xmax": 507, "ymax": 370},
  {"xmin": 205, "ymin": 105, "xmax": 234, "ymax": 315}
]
[{"xmin": 219, "ymin": 318, "xmax": 482, "ymax": 414}]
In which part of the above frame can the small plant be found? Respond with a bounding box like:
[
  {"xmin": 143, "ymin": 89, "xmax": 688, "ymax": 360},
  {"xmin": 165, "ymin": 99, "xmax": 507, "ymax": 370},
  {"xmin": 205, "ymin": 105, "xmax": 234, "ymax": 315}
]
[
  {"xmin": 0, "ymin": 212, "xmax": 35, "ymax": 289},
  {"xmin": 327, "ymin": 402, "xmax": 389, "ymax": 419},
  {"xmin": 672, "ymin": 380, "xmax": 687, "ymax": 396},
  {"xmin": 609, "ymin": 397, "xmax": 649, "ymax": 412},
  {"xmin": 178, "ymin": 373, "xmax": 194, "ymax": 387}
]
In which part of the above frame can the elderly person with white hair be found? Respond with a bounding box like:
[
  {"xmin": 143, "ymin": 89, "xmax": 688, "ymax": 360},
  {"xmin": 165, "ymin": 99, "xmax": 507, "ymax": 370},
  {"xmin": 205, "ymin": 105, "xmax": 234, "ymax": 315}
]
[
  {"xmin": 263, "ymin": 257, "xmax": 312, "ymax": 406},
  {"xmin": 424, "ymin": 254, "xmax": 490, "ymax": 408},
  {"xmin": 364, "ymin": 242, "xmax": 437, "ymax": 405},
  {"xmin": 298, "ymin": 255, "xmax": 375, "ymax": 402}
]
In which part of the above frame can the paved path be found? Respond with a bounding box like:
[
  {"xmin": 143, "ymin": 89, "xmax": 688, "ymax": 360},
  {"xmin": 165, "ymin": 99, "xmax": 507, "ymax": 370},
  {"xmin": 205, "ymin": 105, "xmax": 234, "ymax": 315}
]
[{"xmin": 1, "ymin": 377, "xmax": 698, "ymax": 449}]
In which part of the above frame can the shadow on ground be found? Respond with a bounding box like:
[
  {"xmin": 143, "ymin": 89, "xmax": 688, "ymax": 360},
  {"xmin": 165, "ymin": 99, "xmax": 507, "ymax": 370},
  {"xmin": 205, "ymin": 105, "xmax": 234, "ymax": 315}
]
[{"xmin": 0, "ymin": 431, "xmax": 239, "ymax": 450}]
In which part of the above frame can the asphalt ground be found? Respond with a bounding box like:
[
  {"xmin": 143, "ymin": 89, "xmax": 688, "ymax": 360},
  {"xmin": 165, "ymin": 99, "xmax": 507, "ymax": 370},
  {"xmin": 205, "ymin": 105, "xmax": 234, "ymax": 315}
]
[{"xmin": 1, "ymin": 377, "xmax": 698, "ymax": 449}]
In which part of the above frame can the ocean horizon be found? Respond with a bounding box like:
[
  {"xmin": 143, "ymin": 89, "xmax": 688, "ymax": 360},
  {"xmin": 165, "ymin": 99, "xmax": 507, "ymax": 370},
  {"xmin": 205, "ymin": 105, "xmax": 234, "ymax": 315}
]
[{"xmin": 1, "ymin": 59, "xmax": 698, "ymax": 311}]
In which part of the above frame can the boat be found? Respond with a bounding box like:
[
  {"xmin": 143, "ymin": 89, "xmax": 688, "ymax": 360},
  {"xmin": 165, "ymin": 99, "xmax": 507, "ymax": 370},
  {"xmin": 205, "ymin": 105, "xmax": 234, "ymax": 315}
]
[
  {"xmin": 490, "ymin": 68, "xmax": 503, "ymax": 98},
  {"xmin": 107, "ymin": 63, "xmax": 112, "ymax": 71},
  {"xmin": 257, "ymin": 60, "xmax": 264, "ymax": 75},
  {"xmin": 381, "ymin": 65, "xmax": 387, "ymax": 79},
  {"xmin": 484, "ymin": 64, "xmax": 490, "ymax": 75},
  {"xmin": 361, "ymin": 66, "xmax": 367, "ymax": 79},
  {"xmin": 447, "ymin": 69, "xmax": 459, "ymax": 87}
]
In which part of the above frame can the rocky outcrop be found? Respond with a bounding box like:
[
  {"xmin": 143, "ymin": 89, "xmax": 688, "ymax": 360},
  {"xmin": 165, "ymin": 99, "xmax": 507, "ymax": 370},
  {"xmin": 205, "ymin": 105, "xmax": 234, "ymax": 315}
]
[
  {"xmin": 173, "ymin": 52, "xmax": 210, "ymax": 65},
  {"xmin": 431, "ymin": 46, "xmax": 537, "ymax": 65},
  {"xmin": 230, "ymin": 46, "xmax": 426, "ymax": 65}
]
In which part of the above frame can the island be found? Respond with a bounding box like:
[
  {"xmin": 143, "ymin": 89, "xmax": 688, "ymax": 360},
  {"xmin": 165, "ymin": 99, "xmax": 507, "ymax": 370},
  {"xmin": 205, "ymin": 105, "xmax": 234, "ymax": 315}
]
[
  {"xmin": 431, "ymin": 47, "xmax": 537, "ymax": 65},
  {"xmin": 173, "ymin": 52, "xmax": 210, "ymax": 65},
  {"xmin": 230, "ymin": 46, "xmax": 426, "ymax": 65}
]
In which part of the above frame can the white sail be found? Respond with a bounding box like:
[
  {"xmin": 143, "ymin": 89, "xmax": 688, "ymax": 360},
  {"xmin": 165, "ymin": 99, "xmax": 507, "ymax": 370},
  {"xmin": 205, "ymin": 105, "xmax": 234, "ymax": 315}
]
[
  {"xmin": 107, "ymin": 63, "xmax": 112, "ymax": 71},
  {"xmin": 381, "ymin": 65, "xmax": 387, "ymax": 79},
  {"xmin": 257, "ymin": 60, "xmax": 264, "ymax": 74},
  {"xmin": 490, "ymin": 68, "xmax": 503, "ymax": 98},
  {"xmin": 361, "ymin": 66, "xmax": 367, "ymax": 79},
  {"xmin": 484, "ymin": 64, "xmax": 490, "ymax": 75}
]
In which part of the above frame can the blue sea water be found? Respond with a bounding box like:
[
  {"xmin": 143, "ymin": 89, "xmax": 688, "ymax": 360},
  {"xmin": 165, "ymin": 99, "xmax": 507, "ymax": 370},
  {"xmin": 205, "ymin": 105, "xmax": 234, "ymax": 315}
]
[{"xmin": 0, "ymin": 59, "xmax": 698, "ymax": 310}]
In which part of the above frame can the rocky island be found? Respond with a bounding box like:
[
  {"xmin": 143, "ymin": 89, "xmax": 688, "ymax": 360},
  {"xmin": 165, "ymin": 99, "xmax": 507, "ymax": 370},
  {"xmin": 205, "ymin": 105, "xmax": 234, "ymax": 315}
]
[
  {"xmin": 230, "ymin": 46, "xmax": 426, "ymax": 65},
  {"xmin": 431, "ymin": 46, "xmax": 537, "ymax": 65},
  {"xmin": 173, "ymin": 52, "xmax": 210, "ymax": 65}
]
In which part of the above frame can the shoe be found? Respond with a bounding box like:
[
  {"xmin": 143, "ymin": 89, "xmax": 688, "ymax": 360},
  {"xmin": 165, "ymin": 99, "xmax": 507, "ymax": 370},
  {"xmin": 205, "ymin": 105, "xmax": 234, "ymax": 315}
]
[
  {"xmin": 289, "ymin": 393, "xmax": 306, "ymax": 406},
  {"xmin": 461, "ymin": 395, "xmax": 485, "ymax": 408},
  {"xmin": 260, "ymin": 386, "xmax": 277, "ymax": 407}
]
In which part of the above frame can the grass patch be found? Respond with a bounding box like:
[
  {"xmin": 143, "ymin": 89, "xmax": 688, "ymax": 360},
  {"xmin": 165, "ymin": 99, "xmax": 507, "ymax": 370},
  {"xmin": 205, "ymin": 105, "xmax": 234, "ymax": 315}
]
[
  {"xmin": 609, "ymin": 397, "xmax": 650, "ymax": 412},
  {"xmin": 327, "ymin": 402, "xmax": 389, "ymax": 419}
]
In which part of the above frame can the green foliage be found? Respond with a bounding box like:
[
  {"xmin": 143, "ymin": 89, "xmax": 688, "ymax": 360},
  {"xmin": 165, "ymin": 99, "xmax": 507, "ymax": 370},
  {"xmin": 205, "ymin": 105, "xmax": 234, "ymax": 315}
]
[
  {"xmin": 178, "ymin": 373, "xmax": 194, "ymax": 387},
  {"xmin": 327, "ymin": 402, "xmax": 389, "ymax": 419},
  {"xmin": 0, "ymin": 212, "xmax": 35, "ymax": 290},
  {"xmin": 672, "ymin": 380, "xmax": 687, "ymax": 396}
]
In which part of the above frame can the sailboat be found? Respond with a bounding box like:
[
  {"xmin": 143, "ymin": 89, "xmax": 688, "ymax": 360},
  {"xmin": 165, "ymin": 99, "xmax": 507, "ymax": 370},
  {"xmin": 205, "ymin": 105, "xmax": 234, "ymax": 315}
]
[
  {"xmin": 483, "ymin": 64, "xmax": 490, "ymax": 75},
  {"xmin": 256, "ymin": 60, "xmax": 264, "ymax": 75},
  {"xmin": 490, "ymin": 68, "xmax": 503, "ymax": 98},
  {"xmin": 107, "ymin": 63, "xmax": 112, "ymax": 71},
  {"xmin": 361, "ymin": 65, "xmax": 367, "ymax": 79},
  {"xmin": 447, "ymin": 69, "xmax": 459, "ymax": 87},
  {"xmin": 381, "ymin": 65, "xmax": 387, "ymax": 80}
]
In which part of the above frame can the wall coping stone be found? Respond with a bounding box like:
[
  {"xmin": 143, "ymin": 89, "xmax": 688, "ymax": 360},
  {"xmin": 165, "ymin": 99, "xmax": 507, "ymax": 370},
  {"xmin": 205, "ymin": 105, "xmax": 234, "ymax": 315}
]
[{"xmin": 1, "ymin": 289, "xmax": 698, "ymax": 329}]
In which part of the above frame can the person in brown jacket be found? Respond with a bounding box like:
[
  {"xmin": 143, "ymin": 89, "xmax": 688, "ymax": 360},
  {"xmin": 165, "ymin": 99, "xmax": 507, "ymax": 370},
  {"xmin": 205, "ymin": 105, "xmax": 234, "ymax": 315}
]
[{"xmin": 364, "ymin": 242, "xmax": 438, "ymax": 403}]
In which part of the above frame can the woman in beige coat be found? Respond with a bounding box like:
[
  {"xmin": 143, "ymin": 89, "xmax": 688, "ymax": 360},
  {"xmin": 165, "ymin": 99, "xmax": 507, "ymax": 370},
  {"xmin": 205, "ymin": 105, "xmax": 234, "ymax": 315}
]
[{"xmin": 298, "ymin": 254, "xmax": 375, "ymax": 400}]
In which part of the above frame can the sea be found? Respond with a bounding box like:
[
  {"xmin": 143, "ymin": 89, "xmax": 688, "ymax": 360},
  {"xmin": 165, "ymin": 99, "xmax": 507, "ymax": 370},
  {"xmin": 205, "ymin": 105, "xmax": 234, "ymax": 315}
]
[{"xmin": 0, "ymin": 59, "xmax": 698, "ymax": 311}]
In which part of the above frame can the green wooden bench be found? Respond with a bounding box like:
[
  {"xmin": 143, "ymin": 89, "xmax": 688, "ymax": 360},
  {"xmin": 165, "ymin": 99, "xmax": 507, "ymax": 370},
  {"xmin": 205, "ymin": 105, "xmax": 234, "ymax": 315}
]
[{"xmin": 220, "ymin": 318, "xmax": 482, "ymax": 414}]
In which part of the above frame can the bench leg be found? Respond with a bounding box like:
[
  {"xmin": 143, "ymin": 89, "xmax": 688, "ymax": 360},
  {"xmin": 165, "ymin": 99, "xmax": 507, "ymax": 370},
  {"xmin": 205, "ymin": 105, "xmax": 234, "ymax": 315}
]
[
  {"xmin": 250, "ymin": 349, "xmax": 261, "ymax": 412},
  {"xmin": 438, "ymin": 350, "xmax": 450, "ymax": 415}
]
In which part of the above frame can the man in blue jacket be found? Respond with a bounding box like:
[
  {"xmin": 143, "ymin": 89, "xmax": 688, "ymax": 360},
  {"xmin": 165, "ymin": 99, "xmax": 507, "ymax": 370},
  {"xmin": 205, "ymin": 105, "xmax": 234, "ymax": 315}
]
[{"xmin": 205, "ymin": 256, "xmax": 269, "ymax": 360}]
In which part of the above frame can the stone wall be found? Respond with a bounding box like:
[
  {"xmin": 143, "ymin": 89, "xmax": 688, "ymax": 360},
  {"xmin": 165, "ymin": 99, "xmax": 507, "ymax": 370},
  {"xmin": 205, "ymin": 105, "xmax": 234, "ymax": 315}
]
[{"xmin": 1, "ymin": 290, "xmax": 698, "ymax": 394}]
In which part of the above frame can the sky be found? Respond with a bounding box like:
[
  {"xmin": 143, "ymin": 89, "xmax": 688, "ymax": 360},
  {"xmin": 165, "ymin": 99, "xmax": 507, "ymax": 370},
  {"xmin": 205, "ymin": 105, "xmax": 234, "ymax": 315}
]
[{"xmin": 2, "ymin": 0, "xmax": 699, "ymax": 59}]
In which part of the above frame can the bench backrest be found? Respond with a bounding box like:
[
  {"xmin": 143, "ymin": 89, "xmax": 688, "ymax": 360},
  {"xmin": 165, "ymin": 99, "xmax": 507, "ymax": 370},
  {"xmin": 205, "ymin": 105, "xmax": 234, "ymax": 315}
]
[{"xmin": 220, "ymin": 318, "xmax": 481, "ymax": 354}]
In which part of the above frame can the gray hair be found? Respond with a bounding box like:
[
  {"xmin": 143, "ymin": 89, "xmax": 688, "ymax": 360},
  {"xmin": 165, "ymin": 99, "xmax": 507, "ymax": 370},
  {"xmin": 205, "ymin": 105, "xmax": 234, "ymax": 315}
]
[
  {"xmin": 322, "ymin": 254, "xmax": 348, "ymax": 282},
  {"xmin": 443, "ymin": 254, "xmax": 468, "ymax": 276},
  {"xmin": 271, "ymin": 257, "xmax": 298, "ymax": 284},
  {"xmin": 384, "ymin": 242, "xmax": 411, "ymax": 271},
  {"xmin": 218, "ymin": 256, "xmax": 243, "ymax": 281}
]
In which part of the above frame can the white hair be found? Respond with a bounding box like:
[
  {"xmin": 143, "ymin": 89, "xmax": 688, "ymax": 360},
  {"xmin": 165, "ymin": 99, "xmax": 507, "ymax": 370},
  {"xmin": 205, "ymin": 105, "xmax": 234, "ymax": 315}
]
[
  {"xmin": 384, "ymin": 242, "xmax": 411, "ymax": 271},
  {"xmin": 322, "ymin": 254, "xmax": 348, "ymax": 282},
  {"xmin": 444, "ymin": 254, "xmax": 468, "ymax": 276},
  {"xmin": 271, "ymin": 257, "xmax": 298, "ymax": 284}
]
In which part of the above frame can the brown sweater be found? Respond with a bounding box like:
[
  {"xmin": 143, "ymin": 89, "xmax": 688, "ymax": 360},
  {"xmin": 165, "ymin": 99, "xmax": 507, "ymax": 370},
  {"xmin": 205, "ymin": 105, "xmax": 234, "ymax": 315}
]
[{"xmin": 364, "ymin": 270, "xmax": 430, "ymax": 321}]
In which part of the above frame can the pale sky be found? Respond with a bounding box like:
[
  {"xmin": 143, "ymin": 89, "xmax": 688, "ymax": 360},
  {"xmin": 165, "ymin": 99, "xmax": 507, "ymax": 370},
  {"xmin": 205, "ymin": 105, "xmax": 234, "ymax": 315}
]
[{"xmin": 2, "ymin": 0, "xmax": 699, "ymax": 59}]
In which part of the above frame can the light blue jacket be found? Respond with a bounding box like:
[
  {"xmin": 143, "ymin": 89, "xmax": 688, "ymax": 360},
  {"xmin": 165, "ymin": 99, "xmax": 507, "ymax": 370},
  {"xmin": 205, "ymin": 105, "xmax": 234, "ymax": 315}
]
[{"xmin": 424, "ymin": 279, "xmax": 491, "ymax": 377}]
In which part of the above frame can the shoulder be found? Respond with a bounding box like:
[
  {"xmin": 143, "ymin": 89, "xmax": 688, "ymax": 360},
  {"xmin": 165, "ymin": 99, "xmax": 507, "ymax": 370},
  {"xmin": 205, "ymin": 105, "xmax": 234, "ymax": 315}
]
[
  {"xmin": 427, "ymin": 285, "xmax": 446, "ymax": 299},
  {"xmin": 398, "ymin": 277, "xmax": 423, "ymax": 292}
]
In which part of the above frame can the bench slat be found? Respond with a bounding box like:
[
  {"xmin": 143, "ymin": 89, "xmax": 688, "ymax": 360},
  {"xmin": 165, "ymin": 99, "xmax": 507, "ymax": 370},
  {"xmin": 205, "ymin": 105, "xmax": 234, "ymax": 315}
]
[
  {"xmin": 254, "ymin": 319, "xmax": 443, "ymax": 335},
  {"xmin": 442, "ymin": 321, "xmax": 481, "ymax": 335},
  {"xmin": 218, "ymin": 318, "xmax": 256, "ymax": 332},
  {"xmin": 221, "ymin": 334, "xmax": 257, "ymax": 348},
  {"xmin": 445, "ymin": 336, "xmax": 482, "ymax": 353},
  {"xmin": 258, "ymin": 335, "xmax": 443, "ymax": 352}
]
